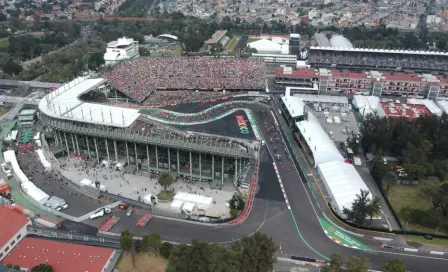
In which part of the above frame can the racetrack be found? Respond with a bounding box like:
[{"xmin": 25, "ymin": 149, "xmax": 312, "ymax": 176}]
[{"xmin": 28, "ymin": 99, "xmax": 448, "ymax": 271}]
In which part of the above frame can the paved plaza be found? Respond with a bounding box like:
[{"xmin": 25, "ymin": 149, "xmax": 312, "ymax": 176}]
[{"xmin": 58, "ymin": 157, "xmax": 236, "ymax": 218}]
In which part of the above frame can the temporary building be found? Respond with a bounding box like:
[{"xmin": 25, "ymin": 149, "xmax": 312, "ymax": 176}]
[
  {"xmin": 143, "ymin": 194, "xmax": 158, "ymax": 205},
  {"xmin": 88, "ymin": 183, "xmax": 107, "ymax": 192},
  {"xmin": 4, "ymin": 150, "xmax": 29, "ymax": 184},
  {"xmin": 22, "ymin": 182, "xmax": 49, "ymax": 205},
  {"xmin": 247, "ymin": 39, "xmax": 282, "ymax": 54},
  {"xmin": 21, "ymin": 181, "xmax": 38, "ymax": 194},
  {"xmin": 174, "ymin": 192, "xmax": 213, "ymax": 210},
  {"xmin": 170, "ymin": 200, "xmax": 184, "ymax": 213},
  {"xmin": 352, "ymin": 95, "xmax": 380, "ymax": 113},
  {"xmin": 182, "ymin": 202, "xmax": 195, "ymax": 215},
  {"xmin": 33, "ymin": 132, "xmax": 41, "ymax": 141},
  {"xmin": 295, "ymin": 112, "xmax": 345, "ymax": 167},
  {"xmin": 407, "ymin": 98, "xmax": 442, "ymax": 117},
  {"xmin": 79, "ymin": 178, "xmax": 93, "ymax": 187},
  {"xmin": 36, "ymin": 149, "xmax": 51, "ymax": 170},
  {"xmin": 317, "ymin": 161, "xmax": 372, "ymax": 219}
]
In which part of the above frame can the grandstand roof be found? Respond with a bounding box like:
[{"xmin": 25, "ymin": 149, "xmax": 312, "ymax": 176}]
[
  {"xmin": 38, "ymin": 77, "xmax": 141, "ymax": 128},
  {"xmin": 330, "ymin": 35, "xmax": 353, "ymax": 49},
  {"xmin": 205, "ymin": 30, "xmax": 228, "ymax": 45},
  {"xmin": 314, "ymin": 33, "xmax": 331, "ymax": 47},
  {"xmin": 158, "ymin": 34, "xmax": 178, "ymax": 40},
  {"xmin": 276, "ymin": 67, "xmax": 318, "ymax": 78},
  {"xmin": 329, "ymin": 70, "xmax": 367, "ymax": 79},
  {"xmin": 382, "ymin": 73, "xmax": 422, "ymax": 82},
  {"xmin": 379, "ymin": 102, "xmax": 432, "ymax": 120},
  {"xmin": 309, "ymin": 46, "xmax": 448, "ymax": 56},
  {"xmin": 295, "ymin": 112, "xmax": 345, "ymax": 167},
  {"xmin": 248, "ymin": 39, "xmax": 282, "ymax": 52}
]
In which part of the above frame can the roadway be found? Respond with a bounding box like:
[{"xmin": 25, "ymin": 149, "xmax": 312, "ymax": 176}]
[{"xmin": 20, "ymin": 98, "xmax": 448, "ymax": 271}]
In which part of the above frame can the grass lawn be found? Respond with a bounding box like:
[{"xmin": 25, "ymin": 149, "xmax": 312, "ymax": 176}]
[
  {"xmin": 157, "ymin": 190, "xmax": 175, "ymax": 201},
  {"xmin": 117, "ymin": 251, "xmax": 168, "ymax": 272},
  {"xmin": 0, "ymin": 40, "xmax": 9, "ymax": 50},
  {"xmin": 387, "ymin": 183, "xmax": 448, "ymax": 236},
  {"xmin": 172, "ymin": 45, "xmax": 182, "ymax": 57},
  {"xmin": 404, "ymin": 235, "xmax": 448, "ymax": 248}
]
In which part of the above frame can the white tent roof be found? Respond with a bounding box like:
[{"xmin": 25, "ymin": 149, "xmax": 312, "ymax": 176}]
[
  {"xmin": 174, "ymin": 192, "xmax": 213, "ymax": 208},
  {"xmin": 318, "ymin": 161, "xmax": 371, "ymax": 212},
  {"xmin": 295, "ymin": 112, "xmax": 345, "ymax": 167},
  {"xmin": 248, "ymin": 39, "xmax": 282, "ymax": 52},
  {"xmin": 353, "ymin": 95, "xmax": 380, "ymax": 111},
  {"xmin": 170, "ymin": 200, "xmax": 184, "ymax": 211},
  {"xmin": 281, "ymin": 96, "xmax": 305, "ymax": 118},
  {"xmin": 79, "ymin": 178, "xmax": 93, "ymax": 186},
  {"xmin": 182, "ymin": 202, "xmax": 195, "ymax": 212},
  {"xmin": 407, "ymin": 99, "xmax": 442, "ymax": 116}
]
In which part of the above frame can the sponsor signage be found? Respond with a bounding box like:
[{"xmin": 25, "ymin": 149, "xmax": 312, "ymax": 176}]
[{"xmin": 236, "ymin": 115, "xmax": 250, "ymax": 134}]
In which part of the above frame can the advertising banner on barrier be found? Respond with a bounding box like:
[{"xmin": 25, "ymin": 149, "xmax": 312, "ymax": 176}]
[{"xmin": 319, "ymin": 217, "xmax": 370, "ymax": 250}]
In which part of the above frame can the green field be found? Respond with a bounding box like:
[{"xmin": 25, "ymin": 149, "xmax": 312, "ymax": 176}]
[
  {"xmin": 247, "ymin": 37, "xmax": 261, "ymax": 43},
  {"xmin": 404, "ymin": 235, "xmax": 448, "ymax": 247},
  {"xmin": 387, "ymin": 183, "xmax": 448, "ymax": 236},
  {"xmin": 0, "ymin": 40, "xmax": 9, "ymax": 50}
]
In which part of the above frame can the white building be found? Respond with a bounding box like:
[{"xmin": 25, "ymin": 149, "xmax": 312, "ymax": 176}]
[
  {"xmin": 104, "ymin": 37, "xmax": 140, "ymax": 66},
  {"xmin": 317, "ymin": 161, "xmax": 372, "ymax": 218},
  {"xmin": 0, "ymin": 206, "xmax": 31, "ymax": 261}
]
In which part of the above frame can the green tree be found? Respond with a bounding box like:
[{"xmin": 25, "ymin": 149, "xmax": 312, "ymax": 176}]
[
  {"xmin": 87, "ymin": 52, "xmax": 105, "ymax": 71},
  {"xmin": 326, "ymin": 253, "xmax": 343, "ymax": 272},
  {"xmin": 30, "ymin": 264, "xmax": 54, "ymax": 272},
  {"xmin": 346, "ymin": 255, "xmax": 369, "ymax": 272},
  {"xmin": 140, "ymin": 235, "xmax": 150, "ymax": 253},
  {"xmin": 237, "ymin": 232, "xmax": 277, "ymax": 272},
  {"xmin": 371, "ymin": 156, "xmax": 390, "ymax": 184},
  {"xmin": 12, "ymin": 265, "xmax": 20, "ymax": 270},
  {"xmin": 382, "ymin": 172, "xmax": 398, "ymax": 197},
  {"xmin": 158, "ymin": 172, "xmax": 173, "ymax": 191},
  {"xmin": 148, "ymin": 233, "xmax": 162, "ymax": 252},
  {"xmin": 120, "ymin": 229, "xmax": 133, "ymax": 251},
  {"xmin": 343, "ymin": 190, "xmax": 371, "ymax": 226},
  {"xmin": 381, "ymin": 259, "xmax": 406, "ymax": 272},
  {"xmin": 367, "ymin": 196, "xmax": 382, "ymax": 226},
  {"xmin": 159, "ymin": 242, "xmax": 173, "ymax": 259}
]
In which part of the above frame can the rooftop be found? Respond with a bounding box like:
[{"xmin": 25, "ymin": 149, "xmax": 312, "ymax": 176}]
[
  {"xmin": 1, "ymin": 237, "xmax": 114, "ymax": 272},
  {"xmin": 276, "ymin": 67, "xmax": 318, "ymax": 78},
  {"xmin": 247, "ymin": 39, "xmax": 282, "ymax": 52},
  {"xmin": 107, "ymin": 37, "xmax": 136, "ymax": 48},
  {"xmin": 309, "ymin": 46, "xmax": 448, "ymax": 56},
  {"xmin": 318, "ymin": 161, "xmax": 371, "ymax": 213},
  {"xmin": 295, "ymin": 112, "xmax": 345, "ymax": 167},
  {"xmin": 379, "ymin": 102, "xmax": 432, "ymax": 120},
  {"xmin": 329, "ymin": 70, "xmax": 368, "ymax": 79},
  {"xmin": 382, "ymin": 73, "xmax": 422, "ymax": 82},
  {"xmin": 281, "ymin": 96, "xmax": 305, "ymax": 118},
  {"xmin": 205, "ymin": 30, "xmax": 228, "ymax": 45},
  {"xmin": 0, "ymin": 206, "xmax": 30, "ymax": 249},
  {"xmin": 38, "ymin": 77, "xmax": 141, "ymax": 128}
]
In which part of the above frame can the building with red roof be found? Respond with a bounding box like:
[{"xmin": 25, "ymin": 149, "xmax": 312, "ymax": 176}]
[
  {"xmin": 0, "ymin": 206, "xmax": 31, "ymax": 261},
  {"xmin": 377, "ymin": 102, "xmax": 432, "ymax": 120},
  {"xmin": 1, "ymin": 237, "xmax": 116, "ymax": 272}
]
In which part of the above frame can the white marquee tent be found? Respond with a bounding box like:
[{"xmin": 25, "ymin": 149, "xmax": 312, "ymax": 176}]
[
  {"xmin": 317, "ymin": 161, "xmax": 372, "ymax": 218},
  {"xmin": 174, "ymin": 192, "xmax": 213, "ymax": 210}
]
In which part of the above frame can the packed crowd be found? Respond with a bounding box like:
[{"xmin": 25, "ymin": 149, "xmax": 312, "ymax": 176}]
[
  {"xmin": 308, "ymin": 49, "xmax": 448, "ymax": 72},
  {"xmin": 103, "ymin": 57, "xmax": 266, "ymax": 102},
  {"xmin": 144, "ymin": 90, "xmax": 235, "ymax": 106}
]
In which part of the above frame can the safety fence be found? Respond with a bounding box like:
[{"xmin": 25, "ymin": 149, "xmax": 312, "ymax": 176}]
[{"xmin": 227, "ymin": 160, "xmax": 259, "ymax": 225}]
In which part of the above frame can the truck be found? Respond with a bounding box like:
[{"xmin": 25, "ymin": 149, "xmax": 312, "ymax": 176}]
[
  {"xmin": 90, "ymin": 208, "xmax": 112, "ymax": 219},
  {"xmin": 45, "ymin": 196, "xmax": 68, "ymax": 211}
]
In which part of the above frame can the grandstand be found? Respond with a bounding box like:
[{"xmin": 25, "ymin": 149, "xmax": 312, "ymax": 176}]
[
  {"xmin": 38, "ymin": 74, "xmax": 260, "ymax": 188},
  {"xmin": 103, "ymin": 57, "xmax": 266, "ymax": 103},
  {"xmin": 307, "ymin": 47, "xmax": 448, "ymax": 73}
]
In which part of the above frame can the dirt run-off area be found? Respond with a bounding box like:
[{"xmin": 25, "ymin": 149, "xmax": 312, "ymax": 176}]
[{"xmin": 117, "ymin": 251, "xmax": 168, "ymax": 272}]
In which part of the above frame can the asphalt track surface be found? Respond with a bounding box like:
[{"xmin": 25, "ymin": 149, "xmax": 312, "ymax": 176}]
[
  {"xmin": 160, "ymin": 97, "xmax": 253, "ymax": 113},
  {"xmin": 175, "ymin": 110, "xmax": 256, "ymax": 140},
  {"xmin": 25, "ymin": 100, "xmax": 448, "ymax": 271}
]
